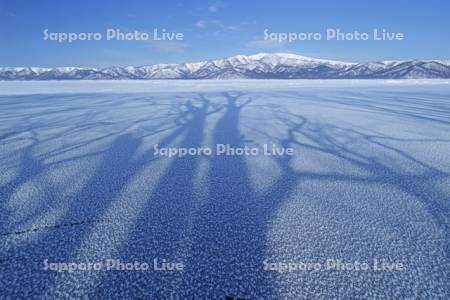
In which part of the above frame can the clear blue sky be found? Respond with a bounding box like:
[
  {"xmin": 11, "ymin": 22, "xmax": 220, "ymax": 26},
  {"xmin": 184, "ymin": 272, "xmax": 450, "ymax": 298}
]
[{"xmin": 1, "ymin": 0, "xmax": 449, "ymax": 67}]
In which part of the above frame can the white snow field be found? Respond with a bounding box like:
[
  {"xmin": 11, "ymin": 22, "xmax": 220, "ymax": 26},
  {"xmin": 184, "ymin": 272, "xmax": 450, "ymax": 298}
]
[{"xmin": 0, "ymin": 80, "xmax": 449, "ymax": 299}]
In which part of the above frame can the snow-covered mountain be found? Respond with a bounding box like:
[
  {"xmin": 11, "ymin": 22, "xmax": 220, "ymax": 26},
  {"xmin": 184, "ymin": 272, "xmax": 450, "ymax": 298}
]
[{"xmin": 1, "ymin": 53, "xmax": 450, "ymax": 80}]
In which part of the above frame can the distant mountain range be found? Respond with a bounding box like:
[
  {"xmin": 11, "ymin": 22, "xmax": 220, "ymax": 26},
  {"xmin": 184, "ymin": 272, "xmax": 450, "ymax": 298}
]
[{"xmin": 1, "ymin": 53, "xmax": 450, "ymax": 80}]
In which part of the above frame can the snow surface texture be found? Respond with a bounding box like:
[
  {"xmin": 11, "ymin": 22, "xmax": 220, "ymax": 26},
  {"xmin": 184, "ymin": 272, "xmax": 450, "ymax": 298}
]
[
  {"xmin": 1, "ymin": 53, "xmax": 450, "ymax": 80},
  {"xmin": 0, "ymin": 80, "xmax": 449, "ymax": 299}
]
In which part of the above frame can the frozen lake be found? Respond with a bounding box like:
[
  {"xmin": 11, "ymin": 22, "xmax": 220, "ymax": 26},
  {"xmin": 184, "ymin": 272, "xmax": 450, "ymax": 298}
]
[{"xmin": 0, "ymin": 80, "xmax": 449, "ymax": 298}]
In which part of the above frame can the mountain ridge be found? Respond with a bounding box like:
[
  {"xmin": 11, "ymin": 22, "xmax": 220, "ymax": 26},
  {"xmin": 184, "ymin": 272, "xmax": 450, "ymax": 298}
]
[{"xmin": 1, "ymin": 53, "xmax": 450, "ymax": 80}]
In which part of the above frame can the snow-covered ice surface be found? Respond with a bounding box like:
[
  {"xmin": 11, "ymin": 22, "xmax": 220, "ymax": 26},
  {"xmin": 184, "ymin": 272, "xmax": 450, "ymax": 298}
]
[{"xmin": 0, "ymin": 80, "xmax": 449, "ymax": 299}]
